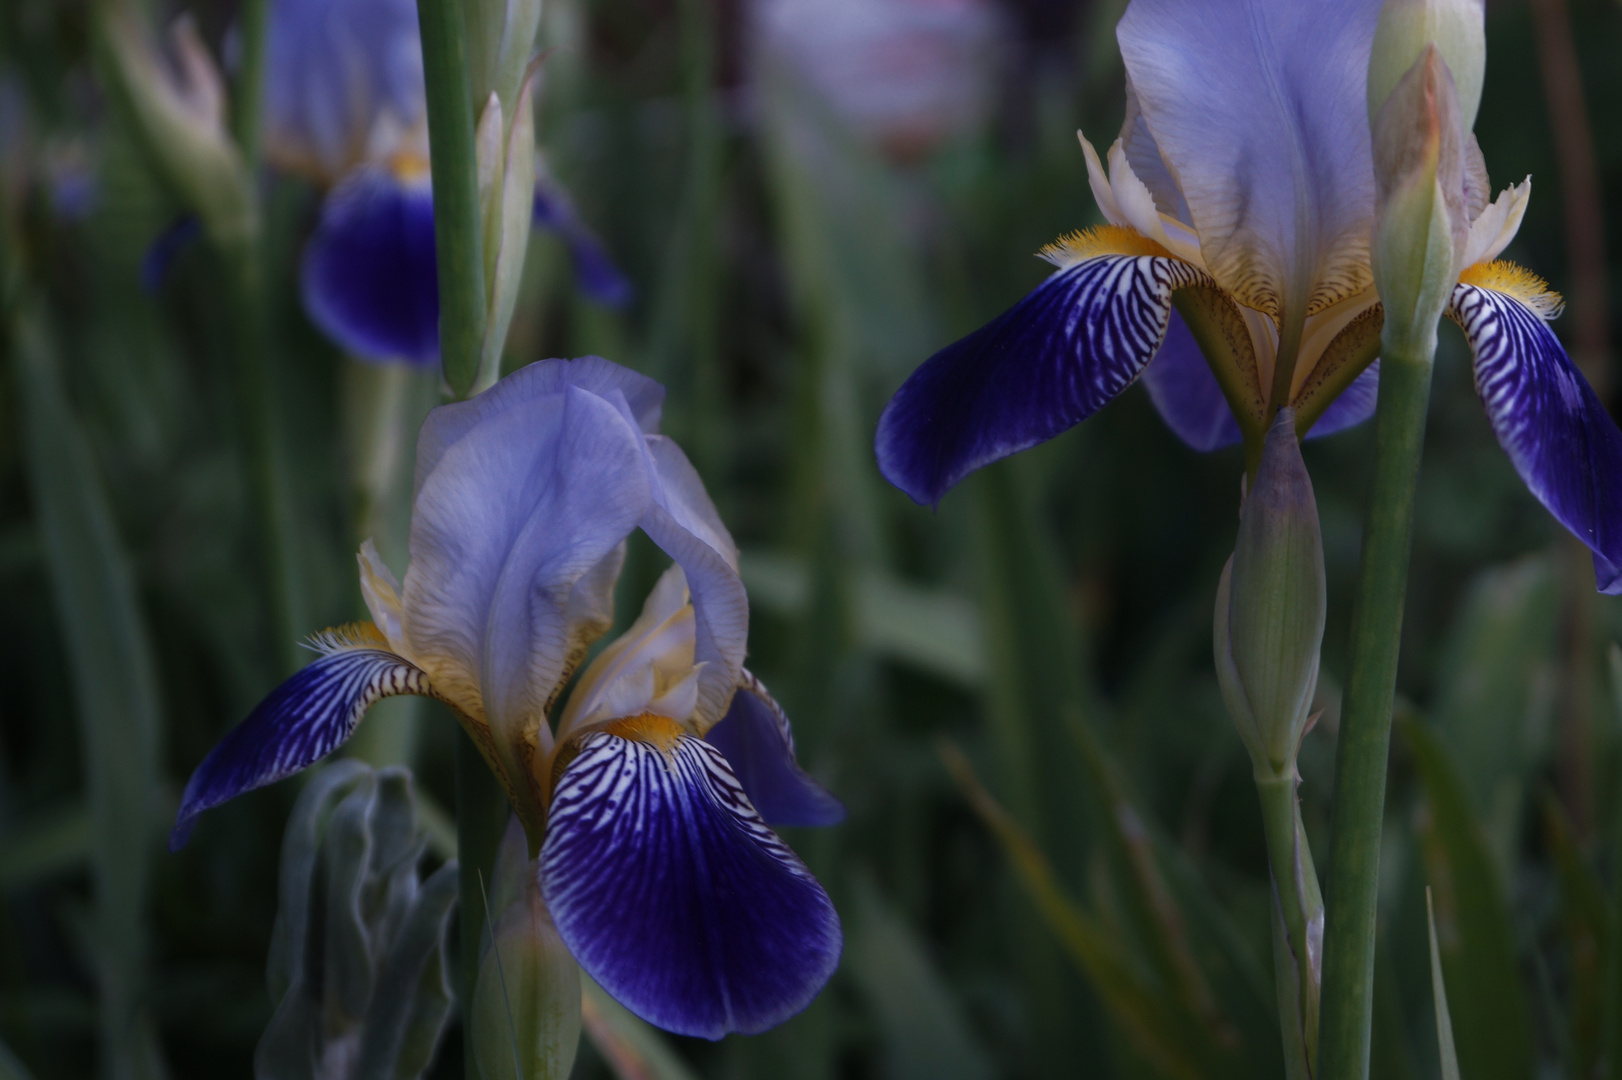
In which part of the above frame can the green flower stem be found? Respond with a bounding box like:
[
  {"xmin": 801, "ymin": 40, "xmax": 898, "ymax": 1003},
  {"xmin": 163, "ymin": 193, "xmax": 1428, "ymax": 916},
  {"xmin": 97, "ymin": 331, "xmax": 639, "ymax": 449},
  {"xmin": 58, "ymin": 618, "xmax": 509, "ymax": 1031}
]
[
  {"xmin": 1318, "ymin": 347, "xmax": 1435, "ymax": 1080},
  {"xmin": 219, "ymin": 235, "xmax": 307, "ymax": 673},
  {"xmin": 229, "ymin": 0, "xmax": 269, "ymax": 174},
  {"xmin": 454, "ymin": 730, "xmax": 511, "ymax": 1004},
  {"xmin": 1256, "ymin": 770, "xmax": 1323, "ymax": 1080},
  {"xmin": 417, "ymin": 0, "xmax": 487, "ymax": 398}
]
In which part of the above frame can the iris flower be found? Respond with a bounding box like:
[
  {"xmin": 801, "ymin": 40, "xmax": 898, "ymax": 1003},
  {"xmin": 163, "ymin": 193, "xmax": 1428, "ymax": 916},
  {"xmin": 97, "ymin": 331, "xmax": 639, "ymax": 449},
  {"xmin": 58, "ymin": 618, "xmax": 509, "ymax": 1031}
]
[
  {"xmin": 875, "ymin": 0, "xmax": 1622, "ymax": 593},
  {"xmin": 170, "ymin": 357, "xmax": 843, "ymax": 1039},
  {"xmin": 262, "ymin": 0, "xmax": 631, "ymax": 365}
]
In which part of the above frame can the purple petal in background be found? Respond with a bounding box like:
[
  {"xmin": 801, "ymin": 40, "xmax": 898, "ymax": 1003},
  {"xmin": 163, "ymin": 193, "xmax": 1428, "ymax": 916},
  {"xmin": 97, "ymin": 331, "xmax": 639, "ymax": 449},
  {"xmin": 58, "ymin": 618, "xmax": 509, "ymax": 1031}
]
[
  {"xmin": 1140, "ymin": 308, "xmax": 1242, "ymax": 451},
  {"xmin": 541, "ymin": 729, "xmax": 841, "ymax": 1039},
  {"xmin": 533, "ymin": 176, "xmax": 634, "ymax": 309},
  {"xmin": 301, "ymin": 166, "xmax": 441, "ymax": 365},
  {"xmin": 705, "ymin": 674, "xmax": 844, "ymax": 828},
  {"xmin": 1307, "ymin": 360, "xmax": 1380, "ymax": 440}
]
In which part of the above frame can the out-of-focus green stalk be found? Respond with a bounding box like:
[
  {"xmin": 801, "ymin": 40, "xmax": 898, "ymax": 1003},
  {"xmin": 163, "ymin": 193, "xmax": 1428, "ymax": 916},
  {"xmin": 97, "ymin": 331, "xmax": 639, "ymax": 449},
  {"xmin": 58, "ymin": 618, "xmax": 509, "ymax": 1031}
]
[
  {"xmin": 417, "ymin": 0, "xmax": 487, "ymax": 398},
  {"xmin": 1318, "ymin": 348, "xmax": 1434, "ymax": 1080},
  {"xmin": 218, "ymin": 233, "xmax": 308, "ymax": 673},
  {"xmin": 1256, "ymin": 771, "xmax": 1323, "ymax": 1080},
  {"xmin": 229, "ymin": 0, "xmax": 269, "ymax": 174}
]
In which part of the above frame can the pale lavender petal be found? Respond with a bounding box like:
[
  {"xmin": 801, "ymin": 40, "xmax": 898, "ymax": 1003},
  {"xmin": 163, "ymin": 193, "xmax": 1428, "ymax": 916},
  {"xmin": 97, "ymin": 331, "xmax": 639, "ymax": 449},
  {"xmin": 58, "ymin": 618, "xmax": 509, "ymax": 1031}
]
[
  {"xmin": 1451, "ymin": 282, "xmax": 1622, "ymax": 593},
  {"xmin": 540, "ymin": 730, "xmax": 841, "ymax": 1039},
  {"xmin": 1117, "ymin": 0, "xmax": 1383, "ymax": 315}
]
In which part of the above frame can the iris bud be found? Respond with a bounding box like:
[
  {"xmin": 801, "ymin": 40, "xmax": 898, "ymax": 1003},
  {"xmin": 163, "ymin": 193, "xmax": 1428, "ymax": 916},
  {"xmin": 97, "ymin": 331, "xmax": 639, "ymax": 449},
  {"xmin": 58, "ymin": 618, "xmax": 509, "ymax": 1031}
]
[
  {"xmin": 1369, "ymin": 46, "xmax": 1469, "ymax": 359},
  {"xmin": 471, "ymin": 818, "xmax": 582, "ymax": 1080},
  {"xmin": 1367, "ymin": 0, "xmax": 1485, "ymax": 133},
  {"xmin": 1215, "ymin": 409, "xmax": 1326, "ymax": 777},
  {"xmin": 98, "ymin": 5, "xmax": 255, "ymax": 247}
]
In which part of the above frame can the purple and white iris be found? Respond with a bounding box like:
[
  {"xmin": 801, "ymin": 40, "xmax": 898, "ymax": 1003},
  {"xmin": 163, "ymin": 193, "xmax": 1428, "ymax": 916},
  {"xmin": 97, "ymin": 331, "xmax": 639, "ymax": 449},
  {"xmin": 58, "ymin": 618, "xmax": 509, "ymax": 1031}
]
[
  {"xmin": 261, "ymin": 0, "xmax": 630, "ymax": 365},
  {"xmin": 875, "ymin": 0, "xmax": 1622, "ymax": 594},
  {"xmin": 171, "ymin": 357, "xmax": 843, "ymax": 1039}
]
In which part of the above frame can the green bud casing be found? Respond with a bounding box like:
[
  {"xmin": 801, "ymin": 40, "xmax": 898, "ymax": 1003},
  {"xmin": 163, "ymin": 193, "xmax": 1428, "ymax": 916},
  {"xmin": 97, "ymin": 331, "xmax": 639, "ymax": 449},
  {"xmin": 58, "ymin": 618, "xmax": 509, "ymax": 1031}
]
[
  {"xmin": 1366, "ymin": 0, "xmax": 1485, "ymax": 132},
  {"xmin": 1215, "ymin": 408, "xmax": 1327, "ymax": 777},
  {"xmin": 1370, "ymin": 46, "xmax": 1468, "ymax": 360}
]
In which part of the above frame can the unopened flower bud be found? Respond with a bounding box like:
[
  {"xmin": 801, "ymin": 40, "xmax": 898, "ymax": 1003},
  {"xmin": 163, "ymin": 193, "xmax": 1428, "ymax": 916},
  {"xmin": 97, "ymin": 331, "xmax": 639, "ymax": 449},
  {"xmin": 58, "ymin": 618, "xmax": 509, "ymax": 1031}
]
[
  {"xmin": 98, "ymin": 5, "xmax": 255, "ymax": 246},
  {"xmin": 471, "ymin": 818, "xmax": 582, "ymax": 1080},
  {"xmin": 1215, "ymin": 409, "xmax": 1326, "ymax": 777},
  {"xmin": 1367, "ymin": 0, "xmax": 1485, "ymax": 133},
  {"xmin": 1370, "ymin": 46, "xmax": 1468, "ymax": 358}
]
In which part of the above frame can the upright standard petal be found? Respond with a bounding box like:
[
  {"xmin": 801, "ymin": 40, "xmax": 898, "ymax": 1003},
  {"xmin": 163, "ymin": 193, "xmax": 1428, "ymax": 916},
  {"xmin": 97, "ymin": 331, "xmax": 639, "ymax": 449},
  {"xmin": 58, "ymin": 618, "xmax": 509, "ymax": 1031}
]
[
  {"xmin": 300, "ymin": 165, "xmax": 440, "ymax": 365},
  {"xmin": 171, "ymin": 625, "xmax": 430, "ymax": 849},
  {"xmin": 1450, "ymin": 264, "xmax": 1622, "ymax": 592},
  {"xmin": 402, "ymin": 381, "xmax": 652, "ymax": 759},
  {"xmin": 540, "ymin": 717, "xmax": 842, "ymax": 1039},
  {"xmin": 264, "ymin": 0, "xmax": 426, "ymax": 178},
  {"xmin": 704, "ymin": 673, "xmax": 844, "ymax": 828},
  {"xmin": 875, "ymin": 227, "xmax": 1209, "ymax": 505},
  {"xmin": 1117, "ymin": 0, "xmax": 1383, "ymax": 317}
]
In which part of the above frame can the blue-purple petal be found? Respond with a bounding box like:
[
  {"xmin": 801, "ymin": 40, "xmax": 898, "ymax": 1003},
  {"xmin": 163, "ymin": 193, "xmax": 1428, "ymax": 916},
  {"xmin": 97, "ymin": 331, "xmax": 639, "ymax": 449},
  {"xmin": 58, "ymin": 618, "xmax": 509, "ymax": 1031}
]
[
  {"xmin": 540, "ymin": 730, "xmax": 841, "ymax": 1039},
  {"xmin": 170, "ymin": 642, "xmax": 430, "ymax": 850},
  {"xmin": 1307, "ymin": 361, "xmax": 1380, "ymax": 439},
  {"xmin": 533, "ymin": 178, "xmax": 634, "ymax": 308},
  {"xmin": 301, "ymin": 167, "xmax": 441, "ymax": 365},
  {"xmin": 1140, "ymin": 308, "xmax": 1242, "ymax": 451},
  {"xmin": 875, "ymin": 253, "xmax": 1201, "ymax": 505},
  {"xmin": 1451, "ymin": 281, "xmax": 1622, "ymax": 593},
  {"xmin": 705, "ymin": 674, "xmax": 844, "ymax": 829}
]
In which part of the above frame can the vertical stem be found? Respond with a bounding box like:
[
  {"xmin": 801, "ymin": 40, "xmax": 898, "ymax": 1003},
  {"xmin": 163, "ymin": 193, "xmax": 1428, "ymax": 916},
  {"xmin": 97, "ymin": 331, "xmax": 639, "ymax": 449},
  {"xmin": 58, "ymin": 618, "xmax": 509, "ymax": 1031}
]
[
  {"xmin": 454, "ymin": 731, "xmax": 511, "ymax": 1004},
  {"xmin": 230, "ymin": 0, "xmax": 269, "ymax": 175},
  {"xmin": 221, "ymin": 236, "xmax": 307, "ymax": 672},
  {"xmin": 1318, "ymin": 349, "xmax": 1434, "ymax": 1080},
  {"xmin": 417, "ymin": 0, "xmax": 487, "ymax": 397}
]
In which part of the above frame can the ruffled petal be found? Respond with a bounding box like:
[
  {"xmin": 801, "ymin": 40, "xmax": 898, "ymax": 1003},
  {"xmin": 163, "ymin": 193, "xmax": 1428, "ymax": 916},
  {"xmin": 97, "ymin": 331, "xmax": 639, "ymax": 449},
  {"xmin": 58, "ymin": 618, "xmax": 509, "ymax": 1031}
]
[
  {"xmin": 533, "ymin": 172, "xmax": 634, "ymax": 308},
  {"xmin": 875, "ymin": 237, "xmax": 1208, "ymax": 504},
  {"xmin": 300, "ymin": 166, "xmax": 441, "ymax": 365},
  {"xmin": 1140, "ymin": 309, "xmax": 1242, "ymax": 451},
  {"xmin": 1449, "ymin": 269, "xmax": 1622, "ymax": 592},
  {"xmin": 264, "ymin": 0, "xmax": 426, "ymax": 178},
  {"xmin": 540, "ymin": 722, "xmax": 841, "ymax": 1039},
  {"xmin": 704, "ymin": 673, "xmax": 844, "ymax": 828},
  {"xmin": 1117, "ymin": 0, "xmax": 1383, "ymax": 316},
  {"xmin": 403, "ymin": 379, "xmax": 652, "ymax": 751},
  {"xmin": 170, "ymin": 627, "xmax": 430, "ymax": 849}
]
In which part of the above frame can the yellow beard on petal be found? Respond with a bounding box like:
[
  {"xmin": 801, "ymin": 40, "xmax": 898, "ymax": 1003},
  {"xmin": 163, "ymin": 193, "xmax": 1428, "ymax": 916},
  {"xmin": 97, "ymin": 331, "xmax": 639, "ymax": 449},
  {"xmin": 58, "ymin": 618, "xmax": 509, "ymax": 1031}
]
[
  {"xmin": 1039, "ymin": 225, "xmax": 1174, "ymax": 268},
  {"xmin": 602, "ymin": 713, "xmax": 684, "ymax": 753},
  {"xmin": 1459, "ymin": 260, "xmax": 1566, "ymax": 320},
  {"xmin": 306, "ymin": 621, "xmax": 394, "ymax": 654}
]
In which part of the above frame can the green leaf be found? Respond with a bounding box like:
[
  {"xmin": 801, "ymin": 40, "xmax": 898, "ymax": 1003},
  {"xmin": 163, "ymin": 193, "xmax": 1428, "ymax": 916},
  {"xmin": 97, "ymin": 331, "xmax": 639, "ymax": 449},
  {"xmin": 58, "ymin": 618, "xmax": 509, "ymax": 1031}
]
[
  {"xmin": 14, "ymin": 302, "xmax": 168, "ymax": 1080},
  {"xmin": 354, "ymin": 860, "xmax": 459, "ymax": 1080},
  {"xmin": 845, "ymin": 876, "xmax": 994, "ymax": 1080},
  {"xmin": 0, "ymin": 1038, "xmax": 37, "ymax": 1080},
  {"xmin": 1426, "ymin": 889, "xmax": 1462, "ymax": 1080},
  {"xmin": 1543, "ymin": 793, "xmax": 1607, "ymax": 1076},
  {"xmin": 0, "ymin": 802, "xmax": 91, "ymax": 889},
  {"xmin": 1402, "ymin": 717, "xmax": 1536, "ymax": 1080}
]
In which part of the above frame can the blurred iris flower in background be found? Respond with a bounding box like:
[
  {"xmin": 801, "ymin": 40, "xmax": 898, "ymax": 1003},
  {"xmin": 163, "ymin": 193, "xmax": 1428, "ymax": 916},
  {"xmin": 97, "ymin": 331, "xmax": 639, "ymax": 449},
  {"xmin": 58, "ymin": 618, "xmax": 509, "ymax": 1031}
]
[
  {"xmin": 143, "ymin": 0, "xmax": 631, "ymax": 365},
  {"xmin": 876, "ymin": 0, "xmax": 1622, "ymax": 594},
  {"xmin": 169, "ymin": 357, "xmax": 843, "ymax": 1039}
]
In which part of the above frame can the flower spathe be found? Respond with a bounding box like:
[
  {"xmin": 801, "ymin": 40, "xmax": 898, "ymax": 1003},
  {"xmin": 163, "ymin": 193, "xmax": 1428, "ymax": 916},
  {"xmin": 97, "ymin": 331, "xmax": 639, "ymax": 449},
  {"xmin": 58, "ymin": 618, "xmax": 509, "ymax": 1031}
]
[
  {"xmin": 875, "ymin": 0, "xmax": 1622, "ymax": 593},
  {"xmin": 172, "ymin": 357, "xmax": 843, "ymax": 1039}
]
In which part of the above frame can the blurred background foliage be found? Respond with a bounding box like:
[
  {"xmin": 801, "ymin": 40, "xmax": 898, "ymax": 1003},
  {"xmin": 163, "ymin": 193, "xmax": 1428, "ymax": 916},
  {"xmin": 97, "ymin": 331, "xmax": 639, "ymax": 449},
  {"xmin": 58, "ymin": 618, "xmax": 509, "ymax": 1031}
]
[{"xmin": 3, "ymin": 0, "xmax": 1622, "ymax": 1076}]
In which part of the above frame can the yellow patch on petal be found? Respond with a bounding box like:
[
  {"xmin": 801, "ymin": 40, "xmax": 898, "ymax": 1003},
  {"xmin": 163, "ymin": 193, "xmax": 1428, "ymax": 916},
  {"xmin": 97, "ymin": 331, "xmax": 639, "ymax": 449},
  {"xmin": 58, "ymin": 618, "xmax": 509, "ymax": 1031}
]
[
  {"xmin": 602, "ymin": 713, "xmax": 685, "ymax": 753},
  {"xmin": 1459, "ymin": 260, "xmax": 1565, "ymax": 321},
  {"xmin": 306, "ymin": 621, "xmax": 393, "ymax": 655},
  {"xmin": 1039, "ymin": 225, "xmax": 1173, "ymax": 268},
  {"xmin": 388, "ymin": 151, "xmax": 432, "ymax": 184}
]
